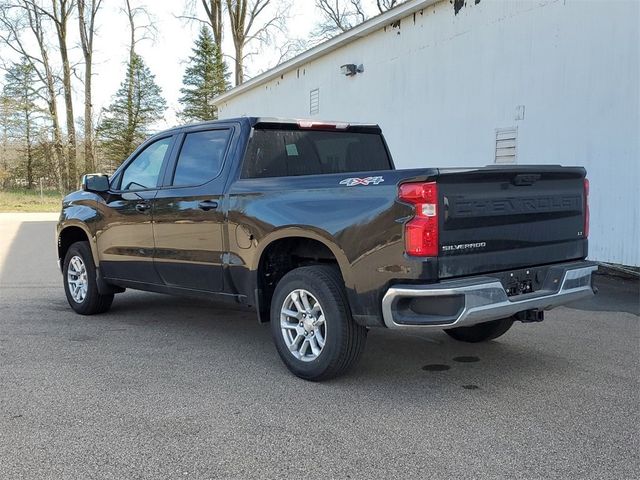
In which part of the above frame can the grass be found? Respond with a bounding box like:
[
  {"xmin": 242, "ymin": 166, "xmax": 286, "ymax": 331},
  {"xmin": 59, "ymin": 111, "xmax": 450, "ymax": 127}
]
[{"xmin": 0, "ymin": 188, "xmax": 63, "ymax": 213}]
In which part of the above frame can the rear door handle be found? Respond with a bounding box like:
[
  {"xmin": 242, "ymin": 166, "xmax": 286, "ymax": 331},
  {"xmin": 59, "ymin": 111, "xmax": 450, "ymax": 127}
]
[
  {"xmin": 135, "ymin": 202, "xmax": 151, "ymax": 213},
  {"xmin": 198, "ymin": 200, "xmax": 219, "ymax": 211}
]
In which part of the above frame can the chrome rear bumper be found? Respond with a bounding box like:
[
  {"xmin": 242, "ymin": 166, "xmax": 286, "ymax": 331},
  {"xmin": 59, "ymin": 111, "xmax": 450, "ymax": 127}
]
[{"xmin": 381, "ymin": 262, "xmax": 597, "ymax": 329}]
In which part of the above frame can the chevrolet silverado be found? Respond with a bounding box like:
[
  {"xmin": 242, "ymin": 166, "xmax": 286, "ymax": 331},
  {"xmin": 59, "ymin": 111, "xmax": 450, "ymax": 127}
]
[{"xmin": 56, "ymin": 118, "xmax": 596, "ymax": 380}]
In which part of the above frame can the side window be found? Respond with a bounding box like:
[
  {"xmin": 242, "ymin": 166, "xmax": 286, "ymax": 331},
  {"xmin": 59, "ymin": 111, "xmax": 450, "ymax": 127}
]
[
  {"xmin": 172, "ymin": 129, "xmax": 231, "ymax": 186},
  {"xmin": 120, "ymin": 137, "xmax": 173, "ymax": 191}
]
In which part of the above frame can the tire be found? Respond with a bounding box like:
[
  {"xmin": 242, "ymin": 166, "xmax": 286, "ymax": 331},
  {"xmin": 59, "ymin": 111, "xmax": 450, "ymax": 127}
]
[
  {"xmin": 270, "ymin": 265, "xmax": 367, "ymax": 381},
  {"xmin": 63, "ymin": 241, "xmax": 114, "ymax": 315},
  {"xmin": 444, "ymin": 317, "xmax": 514, "ymax": 343}
]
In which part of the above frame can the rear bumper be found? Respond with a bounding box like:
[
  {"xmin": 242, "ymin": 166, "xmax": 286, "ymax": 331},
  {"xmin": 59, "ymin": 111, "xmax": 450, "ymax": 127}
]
[{"xmin": 381, "ymin": 261, "xmax": 597, "ymax": 329}]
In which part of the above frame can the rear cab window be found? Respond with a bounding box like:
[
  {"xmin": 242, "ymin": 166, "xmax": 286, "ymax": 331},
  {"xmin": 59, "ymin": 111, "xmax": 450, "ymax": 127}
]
[
  {"xmin": 241, "ymin": 128, "xmax": 392, "ymax": 179},
  {"xmin": 171, "ymin": 129, "xmax": 231, "ymax": 187}
]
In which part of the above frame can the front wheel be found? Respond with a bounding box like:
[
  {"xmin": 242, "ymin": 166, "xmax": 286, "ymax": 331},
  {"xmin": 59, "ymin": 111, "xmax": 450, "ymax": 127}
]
[
  {"xmin": 63, "ymin": 241, "xmax": 114, "ymax": 315},
  {"xmin": 270, "ymin": 266, "xmax": 367, "ymax": 381},
  {"xmin": 444, "ymin": 318, "xmax": 514, "ymax": 343}
]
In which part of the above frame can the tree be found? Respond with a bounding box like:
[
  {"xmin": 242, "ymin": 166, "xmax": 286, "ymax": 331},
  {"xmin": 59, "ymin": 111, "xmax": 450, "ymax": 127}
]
[
  {"xmin": 313, "ymin": 0, "xmax": 366, "ymax": 40},
  {"xmin": 376, "ymin": 0, "xmax": 399, "ymax": 13},
  {"xmin": 78, "ymin": 0, "xmax": 103, "ymax": 174},
  {"xmin": 2, "ymin": 57, "xmax": 42, "ymax": 188},
  {"xmin": 0, "ymin": 1, "xmax": 66, "ymax": 191},
  {"xmin": 49, "ymin": 0, "xmax": 77, "ymax": 185},
  {"xmin": 25, "ymin": 0, "xmax": 78, "ymax": 186},
  {"xmin": 313, "ymin": 0, "xmax": 404, "ymax": 40},
  {"xmin": 226, "ymin": 0, "xmax": 287, "ymax": 86},
  {"xmin": 96, "ymin": 0, "xmax": 164, "ymax": 166},
  {"xmin": 0, "ymin": 94, "xmax": 18, "ymax": 188},
  {"xmin": 179, "ymin": 25, "xmax": 230, "ymax": 122},
  {"xmin": 200, "ymin": 0, "xmax": 222, "ymax": 46},
  {"xmin": 96, "ymin": 53, "xmax": 166, "ymax": 165},
  {"xmin": 183, "ymin": 0, "xmax": 295, "ymax": 84},
  {"xmin": 178, "ymin": 1, "xmax": 222, "ymax": 47}
]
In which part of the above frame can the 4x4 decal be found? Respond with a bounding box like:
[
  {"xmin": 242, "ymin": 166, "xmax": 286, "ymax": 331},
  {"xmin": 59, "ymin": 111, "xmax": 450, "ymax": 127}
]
[{"xmin": 339, "ymin": 176, "xmax": 385, "ymax": 187}]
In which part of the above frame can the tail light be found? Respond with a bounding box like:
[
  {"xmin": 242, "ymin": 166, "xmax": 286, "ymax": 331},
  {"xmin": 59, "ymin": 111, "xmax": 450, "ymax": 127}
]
[
  {"xmin": 584, "ymin": 178, "xmax": 589, "ymax": 238},
  {"xmin": 398, "ymin": 181, "xmax": 439, "ymax": 256}
]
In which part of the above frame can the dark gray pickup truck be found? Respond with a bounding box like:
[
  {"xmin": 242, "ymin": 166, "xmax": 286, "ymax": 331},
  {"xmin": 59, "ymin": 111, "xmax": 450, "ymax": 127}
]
[{"xmin": 57, "ymin": 117, "xmax": 596, "ymax": 380}]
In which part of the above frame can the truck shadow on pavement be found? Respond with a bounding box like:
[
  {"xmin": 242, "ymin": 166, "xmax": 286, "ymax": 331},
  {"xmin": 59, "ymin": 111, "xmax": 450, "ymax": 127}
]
[{"xmin": 74, "ymin": 289, "xmax": 569, "ymax": 388}]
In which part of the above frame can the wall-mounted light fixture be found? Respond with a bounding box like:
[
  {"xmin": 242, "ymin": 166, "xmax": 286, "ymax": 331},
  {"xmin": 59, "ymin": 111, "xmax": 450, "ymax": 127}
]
[{"xmin": 340, "ymin": 64, "xmax": 364, "ymax": 76}]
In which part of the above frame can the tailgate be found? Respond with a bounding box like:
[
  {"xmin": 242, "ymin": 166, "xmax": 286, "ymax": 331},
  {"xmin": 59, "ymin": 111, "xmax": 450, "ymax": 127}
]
[{"xmin": 437, "ymin": 166, "xmax": 588, "ymax": 278}]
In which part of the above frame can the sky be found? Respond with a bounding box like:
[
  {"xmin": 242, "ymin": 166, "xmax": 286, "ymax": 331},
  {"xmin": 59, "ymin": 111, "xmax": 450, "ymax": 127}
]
[
  {"xmin": 91, "ymin": 1, "xmax": 319, "ymax": 128},
  {"xmin": 0, "ymin": 0, "xmax": 324, "ymax": 130}
]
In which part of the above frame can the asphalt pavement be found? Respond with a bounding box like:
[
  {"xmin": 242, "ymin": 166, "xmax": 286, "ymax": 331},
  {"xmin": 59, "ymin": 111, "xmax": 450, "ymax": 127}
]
[{"xmin": 0, "ymin": 213, "xmax": 638, "ymax": 479}]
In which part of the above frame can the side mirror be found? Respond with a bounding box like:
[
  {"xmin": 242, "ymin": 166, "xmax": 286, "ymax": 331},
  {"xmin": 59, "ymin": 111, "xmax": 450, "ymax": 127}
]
[{"xmin": 81, "ymin": 173, "xmax": 110, "ymax": 193}]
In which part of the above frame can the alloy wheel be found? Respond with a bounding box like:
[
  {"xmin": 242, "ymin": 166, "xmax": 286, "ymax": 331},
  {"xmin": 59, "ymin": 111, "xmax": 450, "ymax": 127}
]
[{"xmin": 280, "ymin": 289, "xmax": 327, "ymax": 362}]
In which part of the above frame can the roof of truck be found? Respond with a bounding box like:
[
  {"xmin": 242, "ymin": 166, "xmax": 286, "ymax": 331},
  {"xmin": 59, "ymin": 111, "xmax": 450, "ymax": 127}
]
[{"xmin": 160, "ymin": 117, "xmax": 381, "ymax": 133}]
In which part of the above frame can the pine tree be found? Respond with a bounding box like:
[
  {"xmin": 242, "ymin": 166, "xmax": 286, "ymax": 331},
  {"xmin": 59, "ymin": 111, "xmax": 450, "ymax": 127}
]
[
  {"xmin": 2, "ymin": 58, "xmax": 42, "ymax": 189},
  {"xmin": 179, "ymin": 26, "xmax": 230, "ymax": 122},
  {"xmin": 97, "ymin": 53, "xmax": 167, "ymax": 165}
]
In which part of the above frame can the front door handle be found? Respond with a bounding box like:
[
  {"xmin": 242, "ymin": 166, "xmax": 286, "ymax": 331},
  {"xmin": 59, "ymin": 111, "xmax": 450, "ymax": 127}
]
[
  {"xmin": 198, "ymin": 200, "xmax": 219, "ymax": 211},
  {"xmin": 135, "ymin": 202, "xmax": 151, "ymax": 213}
]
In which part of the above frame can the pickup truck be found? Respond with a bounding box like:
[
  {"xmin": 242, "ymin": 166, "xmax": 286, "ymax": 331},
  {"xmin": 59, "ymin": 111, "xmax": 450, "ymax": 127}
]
[{"xmin": 56, "ymin": 117, "xmax": 597, "ymax": 380}]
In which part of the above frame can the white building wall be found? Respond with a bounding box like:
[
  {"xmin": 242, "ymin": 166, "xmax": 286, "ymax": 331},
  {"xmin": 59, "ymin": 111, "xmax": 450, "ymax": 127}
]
[{"xmin": 218, "ymin": 0, "xmax": 640, "ymax": 267}]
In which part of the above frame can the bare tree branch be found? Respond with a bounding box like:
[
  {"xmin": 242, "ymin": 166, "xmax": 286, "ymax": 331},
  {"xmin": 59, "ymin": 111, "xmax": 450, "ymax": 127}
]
[
  {"xmin": 122, "ymin": 0, "xmax": 156, "ymax": 50},
  {"xmin": 225, "ymin": 0, "xmax": 289, "ymax": 86},
  {"xmin": 351, "ymin": 0, "xmax": 366, "ymax": 23},
  {"xmin": 175, "ymin": 1, "xmax": 223, "ymax": 48},
  {"xmin": 78, "ymin": 0, "xmax": 102, "ymax": 172},
  {"xmin": 40, "ymin": 0, "xmax": 79, "ymax": 186},
  {"xmin": 376, "ymin": 0, "xmax": 400, "ymax": 14},
  {"xmin": 200, "ymin": 0, "xmax": 222, "ymax": 46},
  {"xmin": 272, "ymin": 37, "xmax": 309, "ymax": 66},
  {"xmin": 0, "ymin": 1, "xmax": 66, "ymax": 190},
  {"xmin": 313, "ymin": 0, "xmax": 366, "ymax": 41},
  {"xmin": 312, "ymin": 0, "xmax": 405, "ymax": 41}
]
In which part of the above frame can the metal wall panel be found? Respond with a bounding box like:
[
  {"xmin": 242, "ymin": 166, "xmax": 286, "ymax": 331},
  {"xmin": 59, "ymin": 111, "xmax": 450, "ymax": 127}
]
[{"xmin": 217, "ymin": 0, "xmax": 640, "ymax": 266}]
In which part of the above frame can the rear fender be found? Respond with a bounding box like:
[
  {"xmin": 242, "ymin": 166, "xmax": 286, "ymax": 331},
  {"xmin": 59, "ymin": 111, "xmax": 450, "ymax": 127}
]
[
  {"xmin": 254, "ymin": 228, "xmax": 352, "ymax": 283},
  {"xmin": 253, "ymin": 228, "xmax": 360, "ymax": 316}
]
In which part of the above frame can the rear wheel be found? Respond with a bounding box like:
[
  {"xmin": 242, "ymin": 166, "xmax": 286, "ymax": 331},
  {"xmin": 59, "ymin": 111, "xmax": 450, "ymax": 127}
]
[
  {"xmin": 63, "ymin": 241, "xmax": 113, "ymax": 315},
  {"xmin": 444, "ymin": 318, "xmax": 514, "ymax": 343},
  {"xmin": 270, "ymin": 266, "xmax": 367, "ymax": 381}
]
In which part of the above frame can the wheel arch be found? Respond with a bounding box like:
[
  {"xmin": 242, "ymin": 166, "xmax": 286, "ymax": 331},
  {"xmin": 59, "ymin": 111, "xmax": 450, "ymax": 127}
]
[
  {"xmin": 57, "ymin": 222, "xmax": 98, "ymax": 267},
  {"xmin": 252, "ymin": 230, "xmax": 353, "ymax": 323}
]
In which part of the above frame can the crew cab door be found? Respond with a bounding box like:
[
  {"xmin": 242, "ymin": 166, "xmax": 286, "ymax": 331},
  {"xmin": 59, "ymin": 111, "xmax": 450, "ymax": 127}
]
[
  {"xmin": 152, "ymin": 125, "xmax": 235, "ymax": 292},
  {"xmin": 96, "ymin": 135, "xmax": 176, "ymax": 284}
]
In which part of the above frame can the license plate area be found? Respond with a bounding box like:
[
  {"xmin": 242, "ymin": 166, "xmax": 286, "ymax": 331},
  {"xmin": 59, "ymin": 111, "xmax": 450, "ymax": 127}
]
[{"xmin": 493, "ymin": 266, "xmax": 550, "ymax": 297}]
